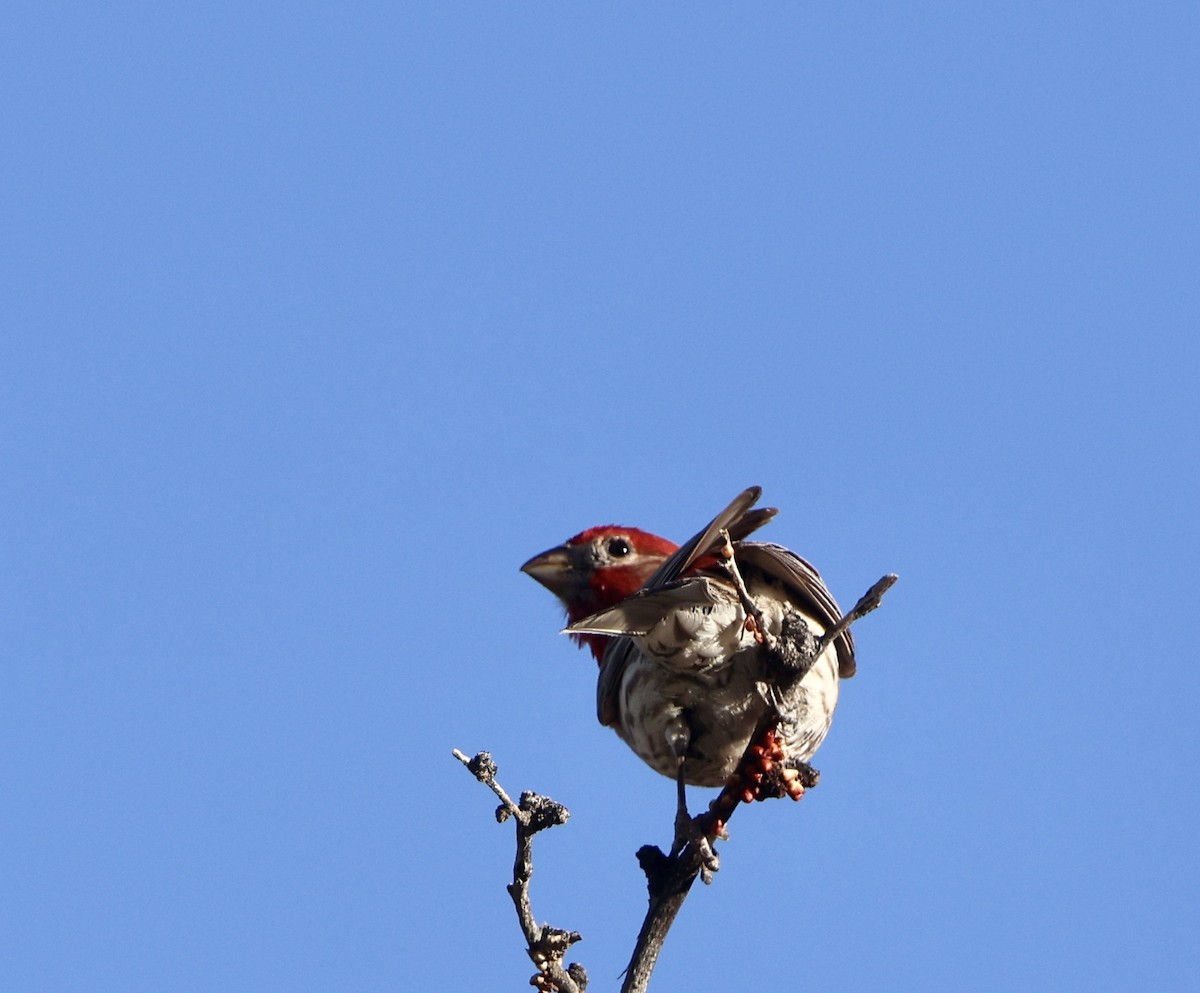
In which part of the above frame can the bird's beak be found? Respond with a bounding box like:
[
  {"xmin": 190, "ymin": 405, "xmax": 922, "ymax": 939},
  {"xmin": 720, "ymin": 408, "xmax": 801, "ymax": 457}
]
[{"xmin": 520, "ymin": 545, "xmax": 573, "ymax": 597}]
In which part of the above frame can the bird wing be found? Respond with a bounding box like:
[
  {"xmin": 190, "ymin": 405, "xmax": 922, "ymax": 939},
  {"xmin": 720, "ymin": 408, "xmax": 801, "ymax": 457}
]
[
  {"xmin": 596, "ymin": 636, "xmax": 637, "ymax": 728},
  {"xmin": 646, "ymin": 486, "xmax": 770, "ymax": 587},
  {"xmin": 567, "ymin": 577, "xmax": 728, "ymax": 637}
]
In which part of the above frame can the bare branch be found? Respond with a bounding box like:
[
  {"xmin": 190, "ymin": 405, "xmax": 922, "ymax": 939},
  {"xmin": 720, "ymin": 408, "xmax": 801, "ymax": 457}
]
[
  {"xmin": 816, "ymin": 573, "xmax": 898, "ymax": 658},
  {"xmin": 453, "ymin": 749, "xmax": 587, "ymax": 993}
]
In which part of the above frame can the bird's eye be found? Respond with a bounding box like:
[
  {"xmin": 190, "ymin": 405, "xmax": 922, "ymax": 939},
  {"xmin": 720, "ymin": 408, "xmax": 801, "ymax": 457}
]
[{"xmin": 607, "ymin": 537, "xmax": 632, "ymax": 558}]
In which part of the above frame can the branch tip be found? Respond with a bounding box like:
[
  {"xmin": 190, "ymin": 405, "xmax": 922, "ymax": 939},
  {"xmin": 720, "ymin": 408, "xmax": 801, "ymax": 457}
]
[{"xmin": 456, "ymin": 747, "xmax": 584, "ymax": 993}]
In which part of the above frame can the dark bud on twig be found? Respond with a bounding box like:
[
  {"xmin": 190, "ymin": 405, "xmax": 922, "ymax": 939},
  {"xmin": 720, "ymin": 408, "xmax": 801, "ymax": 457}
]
[
  {"xmin": 816, "ymin": 573, "xmax": 898, "ymax": 657},
  {"xmin": 852, "ymin": 573, "xmax": 899, "ymax": 617},
  {"xmin": 451, "ymin": 748, "xmax": 500, "ymax": 785},
  {"xmin": 519, "ymin": 792, "xmax": 571, "ymax": 834},
  {"xmin": 758, "ymin": 759, "xmax": 820, "ymax": 800},
  {"xmin": 537, "ymin": 925, "xmax": 583, "ymax": 959},
  {"xmin": 635, "ymin": 845, "xmax": 674, "ymax": 892},
  {"xmin": 567, "ymin": 962, "xmax": 589, "ymax": 990},
  {"xmin": 765, "ymin": 610, "xmax": 819, "ymax": 683}
]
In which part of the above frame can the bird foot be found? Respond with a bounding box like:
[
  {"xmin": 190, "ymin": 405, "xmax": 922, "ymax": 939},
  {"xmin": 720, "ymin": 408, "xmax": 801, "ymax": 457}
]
[
  {"xmin": 672, "ymin": 808, "xmax": 720, "ymax": 881},
  {"xmin": 762, "ymin": 609, "xmax": 819, "ymax": 684}
]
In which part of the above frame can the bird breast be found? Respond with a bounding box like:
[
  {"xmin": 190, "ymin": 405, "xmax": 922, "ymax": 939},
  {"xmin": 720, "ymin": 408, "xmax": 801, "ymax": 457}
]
[{"xmin": 641, "ymin": 593, "xmax": 750, "ymax": 669}]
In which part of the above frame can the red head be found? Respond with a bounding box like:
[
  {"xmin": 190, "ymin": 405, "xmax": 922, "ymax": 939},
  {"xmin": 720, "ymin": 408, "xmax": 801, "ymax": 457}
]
[{"xmin": 521, "ymin": 525, "xmax": 679, "ymax": 663}]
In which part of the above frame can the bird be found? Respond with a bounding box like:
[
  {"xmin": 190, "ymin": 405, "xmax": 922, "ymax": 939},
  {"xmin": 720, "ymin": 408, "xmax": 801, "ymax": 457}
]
[{"xmin": 521, "ymin": 487, "xmax": 856, "ymax": 798}]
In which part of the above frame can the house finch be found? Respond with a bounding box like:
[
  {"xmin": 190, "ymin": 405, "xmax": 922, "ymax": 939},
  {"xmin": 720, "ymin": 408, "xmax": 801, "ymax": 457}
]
[{"xmin": 521, "ymin": 487, "xmax": 856, "ymax": 795}]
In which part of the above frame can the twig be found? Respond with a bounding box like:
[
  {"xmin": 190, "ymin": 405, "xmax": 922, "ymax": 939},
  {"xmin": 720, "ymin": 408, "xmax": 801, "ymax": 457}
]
[
  {"xmin": 816, "ymin": 573, "xmax": 898, "ymax": 658},
  {"xmin": 717, "ymin": 529, "xmax": 768, "ymax": 645},
  {"xmin": 452, "ymin": 749, "xmax": 587, "ymax": 993}
]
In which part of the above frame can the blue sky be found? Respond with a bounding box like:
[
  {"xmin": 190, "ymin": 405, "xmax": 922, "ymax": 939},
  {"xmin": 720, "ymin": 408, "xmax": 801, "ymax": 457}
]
[{"xmin": 3, "ymin": 3, "xmax": 1197, "ymax": 990}]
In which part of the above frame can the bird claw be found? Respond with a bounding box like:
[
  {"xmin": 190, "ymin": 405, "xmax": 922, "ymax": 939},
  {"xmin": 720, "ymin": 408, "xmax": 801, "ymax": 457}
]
[
  {"xmin": 669, "ymin": 751, "xmax": 720, "ymax": 874},
  {"xmin": 672, "ymin": 812, "xmax": 720, "ymax": 879}
]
